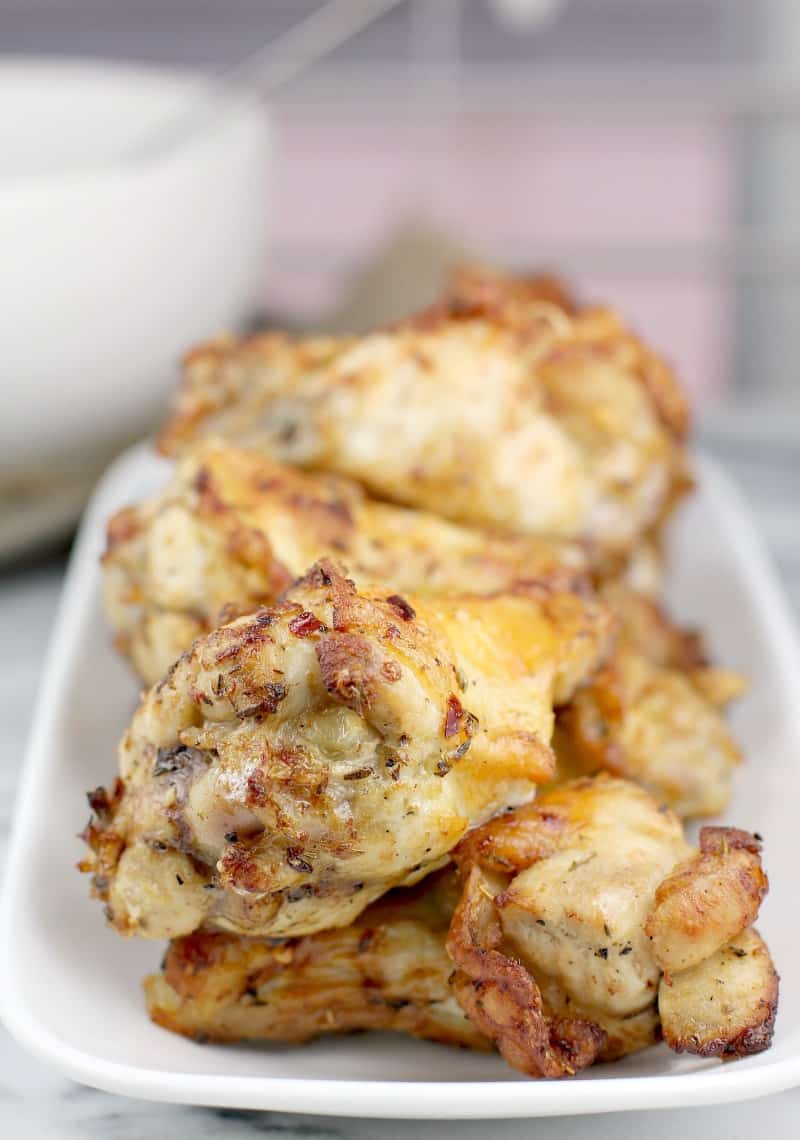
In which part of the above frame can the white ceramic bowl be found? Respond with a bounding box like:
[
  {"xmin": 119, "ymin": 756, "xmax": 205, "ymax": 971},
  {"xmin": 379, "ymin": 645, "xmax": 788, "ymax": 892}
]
[{"xmin": 0, "ymin": 57, "xmax": 272, "ymax": 482}]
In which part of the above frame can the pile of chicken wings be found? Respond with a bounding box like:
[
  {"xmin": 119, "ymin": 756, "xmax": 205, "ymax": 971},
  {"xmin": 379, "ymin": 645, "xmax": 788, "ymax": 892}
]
[{"xmin": 82, "ymin": 267, "xmax": 777, "ymax": 1079}]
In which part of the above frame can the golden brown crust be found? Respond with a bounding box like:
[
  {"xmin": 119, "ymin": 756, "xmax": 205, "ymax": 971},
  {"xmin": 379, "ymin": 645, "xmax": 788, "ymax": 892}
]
[
  {"xmin": 160, "ymin": 332, "xmax": 345, "ymax": 457},
  {"xmin": 146, "ymin": 869, "xmax": 487, "ymax": 1051},
  {"xmin": 446, "ymin": 264, "xmax": 579, "ymax": 317},
  {"xmin": 409, "ymin": 265, "xmax": 578, "ymax": 334},
  {"xmin": 600, "ymin": 586, "xmax": 709, "ymax": 671},
  {"xmin": 700, "ymin": 826, "xmax": 764, "ymax": 855},
  {"xmin": 84, "ymin": 562, "xmax": 611, "ymax": 941},
  {"xmin": 142, "ymin": 779, "xmax": 778, "ymax": 1075},
  {"xmin": 103, "ymin": 441, "xmax": 742, "ymax": 825},
  {"xmin": 103, "ymin": 440, "xmax": 744, "ymax": 825},
  {"xmin": 158, "ymin": 275, "xmax": 690, "ymax": 560},
  {"xmin": 447, "ymin": 778, "xmax": 686, "ymax": 1076},
  {"xmin": 644, "ymin": 830, "xmax": 768, "ymax": 973},
  {"xmin": 658, "ymin": 928, "xmax": 779, "ymax": 1058},
  {"xmin": 103, "ymin": 442, "xmax": 589, "ymax": 686},
  {"xmin": 452, "ymin": 795, "xmax": 576, "ymax": 877},
  {"xmin": 77, "ymin": 779, "xmax": 125, "ymax": 904},
  {"xmin": 447, "ymin": 777, "xmax": 777, "ymax": 1077},
  {"xmin": 553, "ymin": 587, "xmax": 744, "ymax": 818},
  {"xmin": 446, "ymin": 864, "xmax": 606, "ymax": 1078},
  {"xmin": 441, "ymin": 264, "xmax": 690, "ymax": 441}
]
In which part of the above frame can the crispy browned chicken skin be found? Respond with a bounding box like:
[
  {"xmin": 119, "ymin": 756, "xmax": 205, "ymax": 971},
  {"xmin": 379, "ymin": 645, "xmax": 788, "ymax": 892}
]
[
  {"xmin": 554, "ymin": 586, "xmax": 745, "ymax": 817},
  {"xmin": 102, "ymin": 442, "xmax": 742, "ymax": 818},
  {"xmin": 88, "ymin": 265, "xmax": 769, "ymax": 1080},
  {"xmin": 103, "ymin": 441, "xmax": 588, "ymax": 687},
  {"xmin": 159, "ymin": 274, "xmax": 690, "ymax": 561},
  {"xmin": 146, "ymin": 778, "xmax": 776, "ymax": 1076},
  {"xmin": 83, "ymin": 562, "xmax": 611, "ymax": 941},
  {"xmin": 443, "ymin": 264, "xmax": 691, "ymax": 442},
  {"xmin": 146, "ymin": 868, "xmax": 486, "ymax": 1050},
  {"xmin": 448, "ymin": 776, "xmax": 776, "ymax": 1077}
]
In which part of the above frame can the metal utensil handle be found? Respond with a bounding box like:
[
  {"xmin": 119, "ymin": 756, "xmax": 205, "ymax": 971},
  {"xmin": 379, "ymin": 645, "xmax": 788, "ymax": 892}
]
[{"xmin": 127, "ymin": 0, "xmax": 405, "ymax": 161}]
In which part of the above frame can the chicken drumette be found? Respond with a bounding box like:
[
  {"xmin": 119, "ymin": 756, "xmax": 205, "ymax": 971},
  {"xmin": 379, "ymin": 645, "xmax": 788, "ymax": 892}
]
[
  {"xmin": 448, "ymin": 775, "xmax": 776, "ymax": 1077},
  {"xmin": 159, "ymin": 275, "xmax": 690, "ymax": 563},
  {"xmin": 145, "ymin": 777, "xmax": 777, "ymax": 1076},
  {"xmin": 82, "ymin": 562, "xmax": 611, "ymax": 940},
  {"xmin": 103, "ymin": 442, "xmax": 742, "ymax": 818},
  {"xmin": 554, "ymin": 585, "xmax": 745, "ymax": 817},
  {"xmin": 103, "ymin": 441, "xmax": 587, "ymax": 687},
  {"xmin": 145, "ymin": 868, "xmax": 485, "ymax": 1050}
]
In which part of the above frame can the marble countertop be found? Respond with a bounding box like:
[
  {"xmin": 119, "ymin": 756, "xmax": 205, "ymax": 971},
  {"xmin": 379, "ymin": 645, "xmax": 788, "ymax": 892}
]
[{"xmin": 2, "ymin": 437, "xmax": 798, "ymax": 1139}]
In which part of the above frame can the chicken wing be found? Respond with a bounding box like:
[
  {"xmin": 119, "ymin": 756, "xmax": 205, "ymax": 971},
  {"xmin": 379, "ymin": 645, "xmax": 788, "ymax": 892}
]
[
  {"xmin": 145, "ymin": 778, "xmax": 776, "ymax": 1077},
  {"xmin": 103, "ymin": 441, "xmax": 588, "ymax": 687},
  {"xmin": 159, "ymin": 278, "xmax": 690, "ymax": 561},
  {"xmin": 448, "ymin": 776, "xmax": 776, "ymax": 1077},
  {"xmin": 553, "ymin": 587, "xmax": 746, "ymax": 817},
  {"xmin": 443, "ymin": 263, "xmax": 691, "ymax": 442},
  {"xmin": 103, "ymin": 443, "xmax": 742, "ymax": 818},
  {"xmin": 657, "ymin": 928, "xmax": 778, "ymax": 1058},
  {"xmin": 145, "ymin": 868, "xmax": 486, "ymax": 1050},
  {"xmin": 82, "ymin": 561, "xmax": 611, "ymax": 941}
]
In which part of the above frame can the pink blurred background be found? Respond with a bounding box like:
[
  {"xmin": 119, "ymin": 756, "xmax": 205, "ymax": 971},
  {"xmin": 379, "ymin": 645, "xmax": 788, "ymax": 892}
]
[
  {"xmin": 5, "ymin": 0, "xmax": 800, "ymax": 419},
  {"xmin": 267, "ymin": 110, "xmax": 734, "ymax": 400}
]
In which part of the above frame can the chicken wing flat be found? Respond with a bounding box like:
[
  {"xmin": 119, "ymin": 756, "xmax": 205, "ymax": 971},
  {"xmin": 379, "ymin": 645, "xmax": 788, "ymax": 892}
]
[
  {"xmin": 443, "ymin": 263, "xmax": 691, "ymax": 442},
  {"xmin": 102, "ymin": 443, "xmax": 743, "ymax": 818},
  {"xmin": 104, "ymin": 441, "xmax": 588, "ymax": 687},
  {"xmin": 82, "ymin": 561, "xmax": 612, "ymax": 941},
  {"xmin": 145, "ymin": 778, "xmax": 776, "ymax": 1077},
  {"xmin": 554, "ymin": 587, "xmax": 746, "ymax": 817},
  {"xmin": 443, "ymin": 264, "xmax": 580, "ymax": 323},
  {"xmin": 448, "ymin": 776, "xmax": 777, "ymax": 1077},
  {"xmin": 159, "ymin": 278, "xmax": 690, "ymax": 561},
  {"xmin": 145, "ymin": 868, "xmax": 486, "ymax": 1050}
]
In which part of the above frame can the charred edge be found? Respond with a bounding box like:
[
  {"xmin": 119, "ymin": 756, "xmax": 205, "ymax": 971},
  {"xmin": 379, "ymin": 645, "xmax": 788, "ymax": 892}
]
[
  {"xmin": 444, "ymin": 694, "xmax": 465, "ymax": 739},
  {"xmin": 699, "ymin": 827, "xmax": 763, "ymax": 855},
  {"xmin": 236, "ymin": 682, "xmax": 288, "ymax": 719},
  {"xmin": 386, "ymin": 595, "xmax": 416, "ymax": 621},
  {"xmin": 288, "ymin": 611, "xmax": 326, "ymax": 637},
  {"xmin": 287, "ymin": 847, "xmax": 313, "ymax": 874},
  {"xmin": 153, "ymin": 745, "xmax": 210, "ymax": 777}
]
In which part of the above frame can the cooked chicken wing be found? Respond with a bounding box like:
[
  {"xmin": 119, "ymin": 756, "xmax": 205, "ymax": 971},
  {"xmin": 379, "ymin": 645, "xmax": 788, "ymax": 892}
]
[
  {"xmin": 444, "ymin": 264, "xmax": 580, "ymax": 323},
  {"xmin": 159, "ymin": 277, "xmax": 690, "ymax": 560},
  {"xmin": 657, "ymin": 928, "xmax": 778, "ymax": 1058},
  {"xmin": 104, "ymin": 441, "xmax": 588, "ymax": 687},
  {"xmin": 448, "ymin": 776, "xmax": 776, "ymax": 1077},
  {"xmin": 145, "ymin": 778, "xmax": 776, "ymax": 1076},
  {"xmin": 82, "ymin": 561, "xmax": 611, "ymax": 941},
  {"xmin": 443, "ymin": 263, "xmax": 691, "ymax": 442},
  {"xmin": 145, "ymin": 868, "xmax": 486, "ymax": 1050},
  {"xmin": 103, "ymin": 442, "xmax": 742, "ymax": 818},
  {"xmin": 554, "ymin": 587, "xmax": 746, "ymax": 817}
]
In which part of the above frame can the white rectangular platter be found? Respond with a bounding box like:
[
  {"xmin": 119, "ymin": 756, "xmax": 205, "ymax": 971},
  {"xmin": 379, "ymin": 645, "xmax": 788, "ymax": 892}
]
[{"xmin": 2, "ymin": 443, "xmax": 800, "ymax": 1119}]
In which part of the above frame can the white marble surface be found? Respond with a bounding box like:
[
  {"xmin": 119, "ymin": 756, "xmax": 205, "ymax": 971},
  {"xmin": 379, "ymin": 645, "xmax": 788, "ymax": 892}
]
[{"xmin": 1, "ymin": 441, "xmax": 798, "ymax": 1138}]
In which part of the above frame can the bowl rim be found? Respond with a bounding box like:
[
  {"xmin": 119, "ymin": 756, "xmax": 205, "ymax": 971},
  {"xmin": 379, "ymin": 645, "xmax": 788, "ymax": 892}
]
[{"xmin": 0, "ymin": 55, "xmax": 271, "ymax": 193}]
